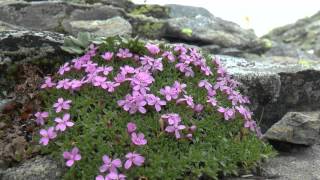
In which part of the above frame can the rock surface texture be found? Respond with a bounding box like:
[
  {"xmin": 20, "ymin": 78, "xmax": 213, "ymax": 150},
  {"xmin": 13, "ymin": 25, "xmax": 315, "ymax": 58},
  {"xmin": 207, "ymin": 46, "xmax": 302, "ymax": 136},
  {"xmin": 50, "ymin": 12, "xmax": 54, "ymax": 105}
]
[
  {"xmin": 264, "ymin": 11, "xmax": 320, "ymax": 58},
  {"xmin": 0, "ymin": 156, "xmax": 63, "ymax": 180},
  {"xmin": 263, "ymin": 111, "xmax": 320, "ymax": 145}
]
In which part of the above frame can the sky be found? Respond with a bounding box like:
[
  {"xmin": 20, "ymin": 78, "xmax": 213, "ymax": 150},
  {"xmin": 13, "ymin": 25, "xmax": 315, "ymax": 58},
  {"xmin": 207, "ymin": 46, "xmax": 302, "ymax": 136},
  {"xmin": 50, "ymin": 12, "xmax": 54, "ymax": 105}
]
[{"xmin": 132, "ymin": 0, "xmax": 320, "ymax": 37}]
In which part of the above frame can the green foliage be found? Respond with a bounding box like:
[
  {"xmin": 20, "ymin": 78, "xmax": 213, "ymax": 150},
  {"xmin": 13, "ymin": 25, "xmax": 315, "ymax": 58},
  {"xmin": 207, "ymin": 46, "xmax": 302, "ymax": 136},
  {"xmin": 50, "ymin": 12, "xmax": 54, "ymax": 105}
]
[
  {"xmin": 40, "ymin": 36, "xmax": 275, "ymax": 179},
  {"xmin": 61, "ymin": 32, "xmax": 105, "ymax": 54}
]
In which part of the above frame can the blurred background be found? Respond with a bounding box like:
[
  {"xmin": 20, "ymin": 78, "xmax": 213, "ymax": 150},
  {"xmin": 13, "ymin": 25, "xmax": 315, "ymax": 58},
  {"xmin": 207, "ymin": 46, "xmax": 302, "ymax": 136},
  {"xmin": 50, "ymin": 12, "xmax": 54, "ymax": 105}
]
[{"xmin": 133, "ymin": 0, "xmax": 320, "ymax": 36}]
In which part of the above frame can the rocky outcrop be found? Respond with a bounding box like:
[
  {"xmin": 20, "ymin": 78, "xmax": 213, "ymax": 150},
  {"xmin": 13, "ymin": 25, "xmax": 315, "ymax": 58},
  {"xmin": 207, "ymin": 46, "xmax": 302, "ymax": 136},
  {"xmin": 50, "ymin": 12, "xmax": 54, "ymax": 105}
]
[
  {"xmin": 264, "ymin": 11, "xmax": 320, "ymax": 58},
  {"xmin": 0, "ymin": 1, "xmax": 270, "ymax": 57},
  {"xmin": 219, "ymin": 55, "xmax": 320, "ymax": 131},
  {"xmin": 0, "ymin": 30, "xmax": 70, "ymax": 91},
  {"xmin": 263, "ymin": 111, "xmax": 320, "ymax": 145},
  {"xmin": 65, "ymin": 16, "xmax": 132, "ymax": 37},
  {"xmin": 0, "ymin": 1, "xmax": 125, "ymax": 33},
  {"xmin": 0, "ymin": 156, "xmax": 63, "ymax": 180}
]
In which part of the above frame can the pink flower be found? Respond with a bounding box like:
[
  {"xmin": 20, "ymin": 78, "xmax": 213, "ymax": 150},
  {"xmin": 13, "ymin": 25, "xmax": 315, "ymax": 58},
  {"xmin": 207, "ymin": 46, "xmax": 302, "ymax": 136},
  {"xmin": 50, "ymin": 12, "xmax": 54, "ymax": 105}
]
[
  {"xmin": 193, "ymin": 104, "xmax": 204, "ymax": 113},
  {"xmin": 56, "ymin": 79, "xmax": 71, "ymax": 90},
  {"xmin": 124, "ymin": 152, "xmax": 145, "ymax": 169},
  {"xmin": 140, "ymin": 56, "xmax": 163, "ymax": 72},
  {"xmin": 96, "ymin": 172, "xmax": 126, "ymax": 180},
  {"xmin": 174, "ymin": 44, "xmax": 187, "ymax": 54},
  {"xmin": 107, "ymin": 172, "xmax": 126, "ymax": 180},
  {"xmin": 161, "ymin": 113, "xmax": 181, "ymax": 125},
  {"xmin": 40, "ymin": 76, "xmax": 56, "ymax": 89},
  {"xmin": 101, "ymin": 81, "xmax": 120, "ymax": 93},
  {"xmin": 189, "ymin": 125, "xmax": 197, "ymax": 132},
  {"xmin": 69, "ymin": 79, "xmax": 84, "ymax": 91},
  {"xmin": 55, "ymin": 113, "xmax": 74, "ymax": 132},
  {"xmin": 236, "ymin": 105, "xmax": 252, "ymax": 120},
  {"xmin": 244, "ymin": 120, "xmax": 257, "ymax": 132},
  {"xmin": 92, "ymin": 76, "xmax": 107, "ymax": 87},
  {"xmin": 145, "ymin": 43, "xmax": 160, "ymax": 55},
  {"xmin": 34, "ymin": 111, "xmax": 49, "ymax": 125},
  {"xmin": 176, "ymin": 95, "xmax": 195, "ymax": 108},
  {"xmin": 207, "ymin": 96, "xmax": 217, "ymax": 107},
  {"xmin": 160, "ymin": 86, "xmax": 178, "ymax": 101},
  {"xmin": 130, "ymin": 71, "xmax": 154, "ymax": 92},
  {"xmin": 39, "ymin": 127, "xmax": 57, "ymax": 146},
  {"xmin": 200, "ymin": 65, "xmax": 213, "ymax": 76},
  {"xmin": 217, "ymin": 107, "xmax": 236, "ymax": 121},
  {"xmin": 198, "ymin": 80, "xmax": 212, "ymax": 90},
  {"xmin": 165, "ymin": 122, "xmax": 186, "ymax": 139},
  {"xmin": 114, "ymin": 73, "xmax": 127, "ymax": 84},
  {"xmin": 127, "ymin": 122, "xmax": 137, "ymax": 134},
  {"xmin": 53, "ymin": 98, "xmax": 72, "ymax": 113},
  {"xmin": 131, "ymin": 132, "xmax": 147, "ymax": 146},
  {"xmin": 120, "ymin": 65, "xmax": 135, "ymax": 75},
  {"xmin": 96, "ymin": 66, "xmax": 113, "ymax": 76},
  {"xmin": 117, "ymin": 48, "xmax": 132, "ymax": 59},
  {"xmin": 173, "ymin": 81, "xmax": 187, "ymax": 94},
  {"xmin": 83, "ymin": 61, "xmax": 98, "ymax": 74},
  {"xmin": 101, "ymin": 52, "xmax": 114, "ymax": 61},
  {"xmin": 58, "ymin": 62, "xmax": 71, "ymax": 75},
  {"xmin": 63, "ymin": 147, "xmax": 81, "ymax": 167},
  {"xmin": 99, "ymin": 155, "xmax": 122, "ymax": 173},
  {"xmin": 162, "ymin": 51, "xmax": 175, "ymax": 62},
  {"xmin": 118, "ymin": 91, "xmax": 147, "ymax": 114},
  {"xmin": 146, "ymin": 94, "xmax": 166, "ymax": 112}
]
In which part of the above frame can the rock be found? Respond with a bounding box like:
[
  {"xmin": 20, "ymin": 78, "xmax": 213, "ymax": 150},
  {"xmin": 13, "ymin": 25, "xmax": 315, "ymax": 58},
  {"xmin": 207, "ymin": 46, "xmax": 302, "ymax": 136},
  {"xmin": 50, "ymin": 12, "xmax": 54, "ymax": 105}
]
[
  {"xmin": 165, "ymin": 4, "xmax": 214, "ymax": 19},
  {"xmin": 0, "ymin": 21, "xmax": 24, "ymax": 31},
  {"xmin": 164, "ymin": 15, "xmax": 267, "ymax": 55},
  {"xmin": 264, "ymin": 41, "xmax": 319, "ymax": 60},
  {"xmin": 0, "ymin": 156, "xmax": 63, "ymax": 180},
  {"xmin": 219, "ymin": 55, "xmax": 320, "ymax": 131},
  {"xmin": 264, "ymin": 11, "xmax": 320, "ymax": 57},
  {"xmin": 100, "ymin": 0, "xmax": 135, "ymax": 10},
  {"xmin": 0, "ymin": 30, "xmax": 70, "ymax": 92},
  {"xmin": 0, "ymin": 1, "xmax": 125, "ymax": 33},
  {"xmin": 261, "ymin": 144, "xmax": 320, "ymax": 180},
  {"xmin": 65, "ymin": 16, "xmax": 132, "ymax": 37},
  {"xmin": 263, "ymin": 111, "xmax": 320, "ymax": 145}
]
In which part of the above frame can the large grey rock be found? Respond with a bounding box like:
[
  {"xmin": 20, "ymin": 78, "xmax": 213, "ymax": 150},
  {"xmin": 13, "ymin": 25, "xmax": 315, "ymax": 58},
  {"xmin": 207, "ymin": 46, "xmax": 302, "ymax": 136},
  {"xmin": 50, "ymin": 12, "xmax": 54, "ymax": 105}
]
[
  {"xmin": 164, "ymin": 15, "xmax": 267, "ymax": 55},
  {"xmin": 0, "ymin": 156, "xmax": 63, "ymax": 180},
  {"xmin": 264, "ymin": 11, "xmax": 320, "ymax": 57},
  {"xmin": 261, "ymin": 144, "xmax": 320, "ymax": 180},
  {"xmin": 165, "ymin": 4, "xmax": 214, "ymax": 19},
  {"xmin": 0, "ymin": 30, "xmax": 70, "ymax": 91},
  {"xmin": 65, "ymin": 16, "xmax": 132, "ymax": 37},
  {"xmin": 263, "ymin": 111, "xmax": 320, "ymax": 145},
  {"xmin": 264, "ymin": 41, "xmax": 320, "ymax": 60},
  {"xmin": 0, "ymin": 1, "xmax": 125, "ymax": 33},
  {"xmin": 219, "ymin": 55, "xmax": 320, "ymax": 131}
]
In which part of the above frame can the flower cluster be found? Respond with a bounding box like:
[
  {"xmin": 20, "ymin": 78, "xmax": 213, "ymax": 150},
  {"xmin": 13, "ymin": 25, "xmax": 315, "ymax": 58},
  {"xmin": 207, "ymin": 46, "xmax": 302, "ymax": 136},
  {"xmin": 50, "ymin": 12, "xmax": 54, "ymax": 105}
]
[{"xmin": 37, "ymin": 40, "xmax": 263, "ymax": 179}]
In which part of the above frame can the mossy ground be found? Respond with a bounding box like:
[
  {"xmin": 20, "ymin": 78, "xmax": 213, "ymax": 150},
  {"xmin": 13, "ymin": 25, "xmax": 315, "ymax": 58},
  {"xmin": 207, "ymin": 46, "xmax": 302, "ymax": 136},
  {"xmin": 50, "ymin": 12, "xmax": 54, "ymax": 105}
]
[{"xmin": 38, "ymin": 37, "xmax": 274, "ymax": 179}]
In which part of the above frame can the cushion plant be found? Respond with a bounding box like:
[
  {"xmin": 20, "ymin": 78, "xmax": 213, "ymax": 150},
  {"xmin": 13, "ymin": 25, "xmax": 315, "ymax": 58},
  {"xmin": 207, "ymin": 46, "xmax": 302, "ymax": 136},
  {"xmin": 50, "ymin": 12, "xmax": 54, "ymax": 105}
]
[{"xmin": 36, "ymin": 36, "xmax": 274, "ymax": 179}]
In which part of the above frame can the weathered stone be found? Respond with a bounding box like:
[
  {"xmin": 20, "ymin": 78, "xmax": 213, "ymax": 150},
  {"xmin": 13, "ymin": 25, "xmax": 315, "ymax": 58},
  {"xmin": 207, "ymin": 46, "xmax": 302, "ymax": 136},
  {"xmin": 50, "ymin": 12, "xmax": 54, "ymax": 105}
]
[
  {"xmin": 261, "ymin": 144, "xmax": 320, "ymax": 180},
  {"xmin": 219, "ymin": 55, "xmax": 320, "ymax": 131},
  {"xmin": 264, "ymin": 11, "xmax": 320, "ymax": 57},
  {"xmin": 264, "ymin": 41, "xmax": 319, "ymax": 60},
  {"xmin": 0, "ymin": 30, "xmax": 70, "ymax": 91},
  {"xmin": 0, "ymin": 1, "xmax": 71, "ymax": 32},
  {"xmin": 0, "ymin": 21, "xmax": 24, "ymax": 31},
  {"xmin": 165, "ymin": 4, "xmax": 214, "ymax": 19},
  {"xmin": 0, "ymin": 156, "xmax": 63, "ymax": 180},
  {"xmin": 65, "ymin": 16, "xmax": 132, "ymax": 37},
  {"xmin": 0, "ymin": 1, "xmax": 125, "ymax": 33},
  {"xmin": 164, "ymin": 15, "xmax": 267, "ymax": 56},
  {"xmin": 263, "ymin": 111, "xmax": 320, "ymax": 145}
]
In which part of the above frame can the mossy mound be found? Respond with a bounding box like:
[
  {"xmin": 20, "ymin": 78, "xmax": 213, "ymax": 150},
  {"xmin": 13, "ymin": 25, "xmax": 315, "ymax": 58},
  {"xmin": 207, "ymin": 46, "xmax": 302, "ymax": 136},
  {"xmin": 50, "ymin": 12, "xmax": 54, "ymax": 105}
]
[{"xmin": 37, "ymin": 37, "xmax": 274, "ymax": 179}]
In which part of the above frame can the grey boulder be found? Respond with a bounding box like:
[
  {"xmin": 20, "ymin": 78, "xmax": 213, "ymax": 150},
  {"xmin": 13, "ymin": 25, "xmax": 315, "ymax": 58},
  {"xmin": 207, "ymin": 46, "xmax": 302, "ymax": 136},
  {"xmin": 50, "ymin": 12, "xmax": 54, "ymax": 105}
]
[{"xmin": 263, "ymin": 111, "xmax": 320, "ymax": 145}]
